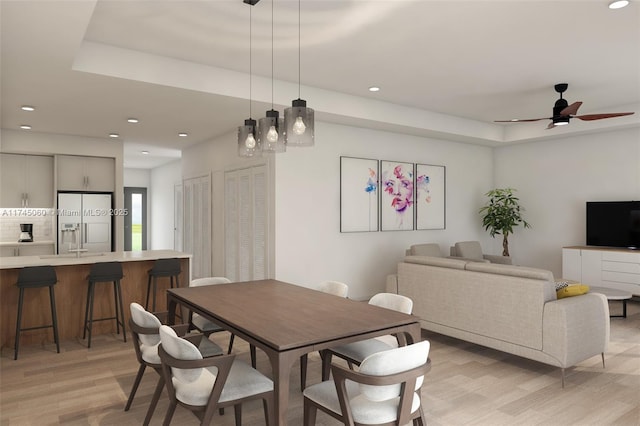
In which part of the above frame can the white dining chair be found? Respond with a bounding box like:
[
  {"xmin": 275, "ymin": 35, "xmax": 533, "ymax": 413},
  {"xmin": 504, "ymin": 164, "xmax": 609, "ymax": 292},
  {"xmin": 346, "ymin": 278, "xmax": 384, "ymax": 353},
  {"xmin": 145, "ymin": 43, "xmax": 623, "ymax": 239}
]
[
  {"xmin": 125, "ymin": 302, "xmax": 223, "ymax": 425},
  {"xmin": 303, "ymin": 340, "xmax": 431, "ymax": 425},
  {"xmin": 321, "ymin": 293, "xmax": 413, "ymax": 381},
  {"xmin": 300, "ymin": 280, "xmax": 349, "ymax": 390},
  {"xmin": 158, "ymin": 325, "xmax": 274, "ymax": 425}
]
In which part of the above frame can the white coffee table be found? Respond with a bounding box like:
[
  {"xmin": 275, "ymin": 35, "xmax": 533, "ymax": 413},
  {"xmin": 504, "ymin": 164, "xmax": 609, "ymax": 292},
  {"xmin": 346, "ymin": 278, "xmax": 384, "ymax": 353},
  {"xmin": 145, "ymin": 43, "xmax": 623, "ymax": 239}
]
[{"xmin": 590, "ymin": 286, "xmax": 633, "ymax": 318}]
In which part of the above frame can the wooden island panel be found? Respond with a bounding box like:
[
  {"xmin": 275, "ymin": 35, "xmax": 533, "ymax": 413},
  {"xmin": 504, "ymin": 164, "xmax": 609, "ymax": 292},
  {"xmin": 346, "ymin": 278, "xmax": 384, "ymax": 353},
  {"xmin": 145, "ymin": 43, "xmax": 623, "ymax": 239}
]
[{"xmin": 0, "ymin": 254, "xmax": 189, "ymax": 349}]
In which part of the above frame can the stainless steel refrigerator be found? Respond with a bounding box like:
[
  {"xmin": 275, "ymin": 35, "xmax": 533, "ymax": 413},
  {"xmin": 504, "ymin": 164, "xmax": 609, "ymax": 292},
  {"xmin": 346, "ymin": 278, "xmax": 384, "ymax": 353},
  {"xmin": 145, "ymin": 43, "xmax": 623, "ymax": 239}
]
[{"xmin": 57, "ymin": 193, "xmax": 113, "ymax": 254}]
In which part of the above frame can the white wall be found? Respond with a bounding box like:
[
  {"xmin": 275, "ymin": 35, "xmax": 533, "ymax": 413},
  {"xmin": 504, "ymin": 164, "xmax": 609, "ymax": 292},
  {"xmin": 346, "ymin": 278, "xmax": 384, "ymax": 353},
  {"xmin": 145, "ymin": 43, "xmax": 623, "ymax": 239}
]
[
  {"xmin": 150, "ymin": 160, "xmax": 181, "ymax": 249},
  {"xmin": 493, "ymin": 127, "xmax": 640, "ymax": 277},
  {"xmin": 275, "ymin": 122, "xmax": 494, "ymax": 300},
  {"xmin": 123, "ymin": 168, "xmax": 150, "ymax": 188}
]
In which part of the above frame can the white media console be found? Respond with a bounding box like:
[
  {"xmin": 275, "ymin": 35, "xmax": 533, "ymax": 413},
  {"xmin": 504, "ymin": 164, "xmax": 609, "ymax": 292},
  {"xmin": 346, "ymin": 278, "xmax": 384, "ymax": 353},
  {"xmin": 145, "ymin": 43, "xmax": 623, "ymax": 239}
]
[{"xmin": 562, "ymin": 246, "xmax": 640, "ymax": 296}]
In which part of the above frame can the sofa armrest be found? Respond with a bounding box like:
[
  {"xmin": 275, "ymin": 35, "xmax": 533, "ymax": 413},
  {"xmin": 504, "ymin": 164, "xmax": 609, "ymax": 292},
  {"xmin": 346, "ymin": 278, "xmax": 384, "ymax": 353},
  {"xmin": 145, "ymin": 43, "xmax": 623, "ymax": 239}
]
[
  {"xmin": 542, "ymin": 293, "xmax": 609, "ymax": 367},
  {"xmin": 483, "ymin": 254, "xmax": 512, "ymax": 264},
  {"xmin": 386, "ymin": 274, "xmax": 399, "ymax": 294}
]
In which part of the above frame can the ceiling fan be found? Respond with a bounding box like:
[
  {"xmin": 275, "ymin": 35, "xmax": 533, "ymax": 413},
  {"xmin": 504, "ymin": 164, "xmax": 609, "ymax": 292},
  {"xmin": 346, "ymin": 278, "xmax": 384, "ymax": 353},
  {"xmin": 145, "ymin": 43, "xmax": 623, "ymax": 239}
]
[{"xmin": 495, "ymin": 83, "xmax": 635, "ymax": 129}]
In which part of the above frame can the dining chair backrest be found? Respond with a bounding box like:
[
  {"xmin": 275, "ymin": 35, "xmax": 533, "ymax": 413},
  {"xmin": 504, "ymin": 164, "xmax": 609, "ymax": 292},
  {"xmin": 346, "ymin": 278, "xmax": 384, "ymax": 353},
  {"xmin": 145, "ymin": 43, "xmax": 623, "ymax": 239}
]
[
  {"xmin": 189, "ymin": 277, "xmax": 231, "ymax": 287},
  {"xmin": 159, "ymin": 325, "xmax": 205, "ymax": 383},
  {"xmin": 130, "ymin": 302, "xmax": 162, "ymax": 347},
  {"xmin": 318, "ymin": 280, "xmax": 349, "ymax": 298},
  {"xmin": 369, "ymin": 292, "xmax": 413, "ymax": 314},
  {"xmin": 358, "ymin": 340, "xmax": 430, "ymax": 402}
]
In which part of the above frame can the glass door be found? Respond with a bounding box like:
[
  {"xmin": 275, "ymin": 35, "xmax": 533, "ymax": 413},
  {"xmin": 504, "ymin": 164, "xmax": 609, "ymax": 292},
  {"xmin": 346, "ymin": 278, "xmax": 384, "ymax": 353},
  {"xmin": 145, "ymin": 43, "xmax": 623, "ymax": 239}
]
[{"xmin": 124, "ymin": 187, "xmax": 147, "ymax": 251}]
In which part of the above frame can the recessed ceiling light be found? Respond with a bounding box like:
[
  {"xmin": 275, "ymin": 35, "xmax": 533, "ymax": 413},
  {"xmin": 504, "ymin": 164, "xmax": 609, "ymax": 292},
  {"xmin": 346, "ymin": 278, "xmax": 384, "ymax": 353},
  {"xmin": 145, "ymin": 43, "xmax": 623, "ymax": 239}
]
[
  {"xmin": 141, "ymin": 150, "xmax": 149, "ymax": 155},
  {"xmin": 178, "ymin": 132, "xmax": 188, "ymax": 137},
  {"xmin": 368, "ymin": 86, "xmax": 380, "ymax": 92},
  {"xmin": 109, "ymin": 133, "xmax": 119, "ymax": 138},
  {"xmin": 21, "ymin": 105, "xmax": 35, "ymax": 112},
  {"xmin": 20, "ymin": 124, "xmax": 32, "ymax": 130},
  {"xmin": 609, "ymin": 0, "xmax": 629, "ymax": 8},
  {"xmin": 127, "ymin": 118, "xmax": 139, "ymax": 123}
]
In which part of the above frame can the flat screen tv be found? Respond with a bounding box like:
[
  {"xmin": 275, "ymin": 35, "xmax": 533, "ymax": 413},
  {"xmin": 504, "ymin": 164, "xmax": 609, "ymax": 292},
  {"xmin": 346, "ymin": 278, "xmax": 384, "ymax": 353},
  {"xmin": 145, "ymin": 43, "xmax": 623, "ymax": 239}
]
[{"xmin": 586, "ymin": 201, "xmax": 640, "ymax": 249}]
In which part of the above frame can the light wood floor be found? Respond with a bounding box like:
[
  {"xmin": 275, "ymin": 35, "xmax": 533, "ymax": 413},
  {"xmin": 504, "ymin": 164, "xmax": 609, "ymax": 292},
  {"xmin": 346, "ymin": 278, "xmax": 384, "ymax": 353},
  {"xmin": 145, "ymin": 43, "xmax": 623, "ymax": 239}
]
[{"xmin": 1, "ymin": 300, "xmax": 638, "ymax": 425}]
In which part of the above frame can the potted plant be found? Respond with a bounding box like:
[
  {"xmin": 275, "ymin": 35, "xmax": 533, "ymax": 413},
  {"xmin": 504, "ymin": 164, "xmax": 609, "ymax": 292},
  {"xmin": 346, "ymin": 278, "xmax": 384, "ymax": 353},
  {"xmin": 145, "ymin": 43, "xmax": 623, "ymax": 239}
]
[{"xmin": 479, "ymin": 188, "xmax": 531, "ymax": 257}]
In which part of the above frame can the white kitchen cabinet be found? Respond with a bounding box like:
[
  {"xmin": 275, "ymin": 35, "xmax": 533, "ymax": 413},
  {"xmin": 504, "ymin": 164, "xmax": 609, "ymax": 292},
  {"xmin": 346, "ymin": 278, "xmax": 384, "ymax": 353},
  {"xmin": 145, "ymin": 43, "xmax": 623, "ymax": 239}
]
[
  {"xmin": 0, "ymin": 243, "xmax": 55, "ymax": 257},
  {"xmin": 57, "ymin": 155, "xmax": 115, "ymax": 192},
  {"xmin": 562, "ymin": 246, "xmax": 640, "ymax": 295},
  {"xmin": 0, "ymin": 154, "xmax": 54, "ymax": 208}
]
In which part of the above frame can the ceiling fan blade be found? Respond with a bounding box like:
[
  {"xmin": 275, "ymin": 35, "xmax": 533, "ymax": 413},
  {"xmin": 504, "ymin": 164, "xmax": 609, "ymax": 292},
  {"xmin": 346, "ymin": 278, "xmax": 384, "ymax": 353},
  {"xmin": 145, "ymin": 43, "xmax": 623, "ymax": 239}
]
[
  {"xmin": 575, "ymin": 112, "xmax": 635, "ymax": 121},
  {"xmin": 494, "ymin": 118, "xmax": 549, "ymax": 123},
  {"xmin": 560, "ymin": 101, "xmax": 582, "ymax": 116},
  {"xmin": 546, "ymin": 122, "xmax": 556, "ymax": 129}
]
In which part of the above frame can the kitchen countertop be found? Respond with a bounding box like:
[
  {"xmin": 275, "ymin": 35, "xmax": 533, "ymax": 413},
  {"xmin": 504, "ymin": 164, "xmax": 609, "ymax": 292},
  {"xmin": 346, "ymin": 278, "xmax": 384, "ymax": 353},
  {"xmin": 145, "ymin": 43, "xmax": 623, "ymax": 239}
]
[
  {"xmin": 0, "ymin": 249, "xmax": 191, "ymax": 269},
  {"xmin": 0, "ymin": 240, "xmax": 55, "ymax": 247}
]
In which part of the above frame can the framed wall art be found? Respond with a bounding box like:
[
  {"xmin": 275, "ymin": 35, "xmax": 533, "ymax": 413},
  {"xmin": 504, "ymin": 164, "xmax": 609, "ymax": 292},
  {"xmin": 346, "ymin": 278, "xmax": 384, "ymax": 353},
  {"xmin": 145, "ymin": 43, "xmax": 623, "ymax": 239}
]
[
  {"xmin": 340, "ymin": 156, "xmax": 379, "ymax": 232},
  {"xmin": 415, "ymin": 164, "xmax": 446, "ymax": 230},
  {"xmin": 380, "ymin": 160, "xmax": 414, "ymax": 231}
]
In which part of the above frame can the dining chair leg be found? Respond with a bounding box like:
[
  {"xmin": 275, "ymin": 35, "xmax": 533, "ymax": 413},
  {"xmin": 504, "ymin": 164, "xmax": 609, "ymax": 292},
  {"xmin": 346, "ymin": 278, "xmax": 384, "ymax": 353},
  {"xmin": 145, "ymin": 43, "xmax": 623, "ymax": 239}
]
[
  {"xmin": 124, "ymin": 364, "xmax": 147, "ymax": 411},
  {"xmin": 303, "ymin": 397, "xmax": 317, "ymax": 426},
  {"xmin": 233, "ymin": 404, "xmax": 242, "ymax": 426},
  {"xmin": 227, "ymin": 334, "xmax": 235, "ymax": 354},
  {"xmin": 250, "ymin": 344, "xmax": 257, "ymax": 368},
  {"xmin": 263, "ymin": 394, "xmax": 274, "ymax": 426},
  {"xmin": 300, "ymin": 354, "xmax": 308, "ymax": 390},
  {"xmin": 321, "ymin": 350, "xmax": 332, "ymax": 381},
  {"xmin": 162, "ymin": 398, "xmax": 177, "ymax": 426},
  {"xmin": 144, "ymin": 374, "xmax": 164, "ymax": 426}
]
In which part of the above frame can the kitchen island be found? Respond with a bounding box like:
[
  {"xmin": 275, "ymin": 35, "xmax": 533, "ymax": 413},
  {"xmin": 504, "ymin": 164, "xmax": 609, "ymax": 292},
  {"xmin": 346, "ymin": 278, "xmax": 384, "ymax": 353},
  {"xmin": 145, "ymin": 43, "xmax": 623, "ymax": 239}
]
[{"xmin": 0, "ymin": 250, "xmax": 191, "ymax": 349}]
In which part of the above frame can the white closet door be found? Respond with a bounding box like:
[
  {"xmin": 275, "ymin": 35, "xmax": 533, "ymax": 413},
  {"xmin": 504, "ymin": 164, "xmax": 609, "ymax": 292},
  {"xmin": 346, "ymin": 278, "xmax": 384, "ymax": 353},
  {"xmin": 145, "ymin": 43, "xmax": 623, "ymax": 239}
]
[
  {"xmin": 183, "ymin": 175, "xmax": 211, "ymax": 279},
  {"xmin": 174, "ymin": 184, "xmax": 183, "ymax": 251},
  {"xmin": 224, "ymin": 165, "xmax": 268, "ymax": 281}
]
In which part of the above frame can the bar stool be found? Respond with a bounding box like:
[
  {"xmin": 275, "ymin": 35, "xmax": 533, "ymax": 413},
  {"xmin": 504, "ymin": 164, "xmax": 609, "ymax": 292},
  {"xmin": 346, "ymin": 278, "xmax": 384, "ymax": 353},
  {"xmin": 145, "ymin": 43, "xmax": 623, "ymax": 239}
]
[
  {"xmin": 14, "ymin": 265, "xmax": 60, "ymax": 360},
  {"xmin": 145, "ymin": 258, "xmax": 181, "ymax": 312},
  {"xmin": 83, "ymin": 262, "xmax": 126, "ymax": 348}
]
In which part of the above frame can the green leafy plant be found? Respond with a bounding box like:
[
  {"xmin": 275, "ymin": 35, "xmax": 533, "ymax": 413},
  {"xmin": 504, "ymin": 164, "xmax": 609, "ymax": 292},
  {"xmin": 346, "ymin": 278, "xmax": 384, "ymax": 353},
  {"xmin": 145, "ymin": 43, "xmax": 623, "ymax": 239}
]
[{"xmin": 479, "ymin": 188, "xmax": 531, "ymax": 257}]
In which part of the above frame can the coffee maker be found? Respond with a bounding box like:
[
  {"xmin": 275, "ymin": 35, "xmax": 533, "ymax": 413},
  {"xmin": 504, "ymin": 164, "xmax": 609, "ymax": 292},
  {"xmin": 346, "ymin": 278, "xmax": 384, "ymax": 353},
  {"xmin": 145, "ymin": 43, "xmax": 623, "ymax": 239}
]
[{"xmin": 19, "ymin": 224, "xmax": 33, "ymax": 242}]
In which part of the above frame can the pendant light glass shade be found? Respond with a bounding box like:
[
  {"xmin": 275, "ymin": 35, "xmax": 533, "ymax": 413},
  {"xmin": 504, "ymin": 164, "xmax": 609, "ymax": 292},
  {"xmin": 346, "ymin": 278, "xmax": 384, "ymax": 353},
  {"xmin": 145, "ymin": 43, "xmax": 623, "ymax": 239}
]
[
  {"xmin": 260, "ymin": 109, "xmax": 286, "ymax": 153},
  {"xmin": 284, "ymin": 98, "xmax": 314, "ymax": 146},
  {"xmin": 238, "ymin": 118, "xmax": 260, "ymax": 157}
]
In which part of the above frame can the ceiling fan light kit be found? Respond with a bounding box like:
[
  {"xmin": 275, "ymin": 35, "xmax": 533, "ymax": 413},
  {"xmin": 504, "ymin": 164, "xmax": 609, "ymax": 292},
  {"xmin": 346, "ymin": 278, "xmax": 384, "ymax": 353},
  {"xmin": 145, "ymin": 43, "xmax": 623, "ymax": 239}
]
[{"xmin": 495, "ymin": 83, "xmax": 634, "ymax": 129}]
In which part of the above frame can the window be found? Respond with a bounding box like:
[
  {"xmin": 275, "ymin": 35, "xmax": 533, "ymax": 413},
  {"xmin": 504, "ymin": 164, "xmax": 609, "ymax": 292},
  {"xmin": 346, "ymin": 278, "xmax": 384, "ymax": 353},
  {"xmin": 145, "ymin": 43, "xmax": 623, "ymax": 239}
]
[{"xmin": 124, "ymin": 187, "xmax": 147, "ymax": 251}]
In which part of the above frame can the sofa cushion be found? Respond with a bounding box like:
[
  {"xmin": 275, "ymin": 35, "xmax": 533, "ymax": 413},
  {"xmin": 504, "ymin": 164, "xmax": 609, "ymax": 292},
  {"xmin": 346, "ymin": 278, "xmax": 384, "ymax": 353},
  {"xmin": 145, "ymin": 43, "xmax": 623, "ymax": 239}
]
[
  {"xmin": 407, "ymin": 244, "xmax": 442, "ymax": 257},
  {"xmin": 404, "ymin": 255, "xmax": 468, "ymax": 270},
  {"xmin": 454, "ymin": 241, "xmax": 484, "ymax": 260},
  {"xmin": 465, "ymin": 262, "xmax": 554, "ymax": 281}
]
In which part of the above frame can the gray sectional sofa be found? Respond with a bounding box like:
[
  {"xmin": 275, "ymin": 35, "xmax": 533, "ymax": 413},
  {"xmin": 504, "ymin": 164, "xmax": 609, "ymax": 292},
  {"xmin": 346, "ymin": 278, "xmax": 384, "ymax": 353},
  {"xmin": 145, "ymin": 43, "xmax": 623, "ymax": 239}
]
[{"xmin": 386, "ymin": 255, "xmax": 610, "ymax": 385}]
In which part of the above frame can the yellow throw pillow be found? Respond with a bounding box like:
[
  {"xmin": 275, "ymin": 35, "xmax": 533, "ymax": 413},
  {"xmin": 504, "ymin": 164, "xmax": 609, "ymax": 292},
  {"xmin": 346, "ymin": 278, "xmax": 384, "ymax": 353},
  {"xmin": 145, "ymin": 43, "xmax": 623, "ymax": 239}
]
[{"xmin": 556, "ymin": 284, "xmax": 590, "ymax": 299}]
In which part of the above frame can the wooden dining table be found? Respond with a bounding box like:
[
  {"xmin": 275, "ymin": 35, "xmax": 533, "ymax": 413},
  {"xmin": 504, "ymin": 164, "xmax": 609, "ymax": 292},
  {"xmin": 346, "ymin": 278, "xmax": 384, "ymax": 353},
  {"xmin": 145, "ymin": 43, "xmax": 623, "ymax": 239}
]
[{"xmin": 166, "ymin": 279, "xmax": 422, "ymax": 426}]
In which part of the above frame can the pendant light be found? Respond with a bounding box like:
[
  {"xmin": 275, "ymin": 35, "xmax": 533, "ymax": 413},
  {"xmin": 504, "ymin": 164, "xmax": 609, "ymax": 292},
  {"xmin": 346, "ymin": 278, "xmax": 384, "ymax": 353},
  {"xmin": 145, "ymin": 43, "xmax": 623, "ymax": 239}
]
[
  {"xmin": 238, "ymin": 2, "xmax": 260, "ymax": 157},
  {"xmin": 284, "ymin": 0, "xmax": 314, "ymax": 147},
  {"xmin": 259, "ymin": 0, "xmax": 286, "ymax": 153}
]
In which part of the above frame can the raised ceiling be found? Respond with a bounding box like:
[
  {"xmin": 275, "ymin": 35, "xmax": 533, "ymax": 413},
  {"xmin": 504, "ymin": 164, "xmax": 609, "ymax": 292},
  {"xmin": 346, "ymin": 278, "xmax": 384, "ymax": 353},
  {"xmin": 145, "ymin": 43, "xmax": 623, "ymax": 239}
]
[{"xmin": 1, "ymin": 1, "xmax": 639, "ymax": 168}]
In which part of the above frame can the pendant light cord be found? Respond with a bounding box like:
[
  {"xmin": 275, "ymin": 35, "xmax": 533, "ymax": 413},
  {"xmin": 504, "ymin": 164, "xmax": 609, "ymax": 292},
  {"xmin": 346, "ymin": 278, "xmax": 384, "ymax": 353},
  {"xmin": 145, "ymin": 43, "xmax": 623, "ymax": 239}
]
[
  {"xmin": 298, "ymin": 0, "xmax": 301, "ymax": 98},
  {"xmin": 271, "ymin": 0, "xmax": 274, "ymax": 109},
  {"xmin": 249, "ymin": 5, "xmax": 253, "ymax": 118}
]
